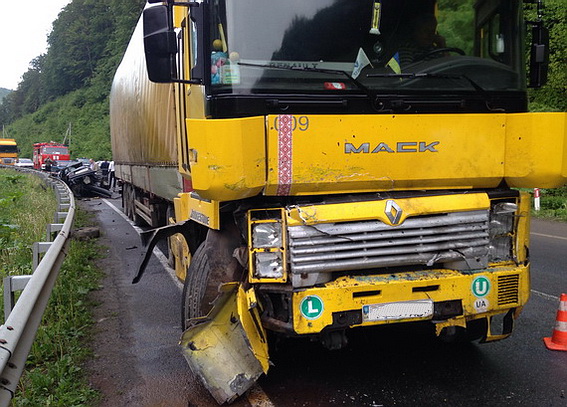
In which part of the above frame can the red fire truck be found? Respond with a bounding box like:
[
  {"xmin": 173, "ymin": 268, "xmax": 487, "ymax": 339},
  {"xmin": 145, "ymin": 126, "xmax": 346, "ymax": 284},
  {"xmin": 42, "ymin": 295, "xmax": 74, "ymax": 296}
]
[{"xmin": 33, "ymin": 142, "xmax": 70, "ymax": 171}]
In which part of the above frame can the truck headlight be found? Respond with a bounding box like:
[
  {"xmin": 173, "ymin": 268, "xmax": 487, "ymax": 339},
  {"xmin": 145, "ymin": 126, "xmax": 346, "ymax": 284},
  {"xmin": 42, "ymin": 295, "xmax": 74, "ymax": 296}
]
[
  {"xmin": 489, "ymin": 202, "xmax": 517, "ymax": 262},
  {"xmin": 254, "ymin": 252, "xmax": 284, "ymax": 279},
  {"xmin": 248, "ymin": 209, "xmax": 287, "ymax": 282},
  {"xmin": 252, "ymin": 222, "xmax": 282, "ymax": 248}
]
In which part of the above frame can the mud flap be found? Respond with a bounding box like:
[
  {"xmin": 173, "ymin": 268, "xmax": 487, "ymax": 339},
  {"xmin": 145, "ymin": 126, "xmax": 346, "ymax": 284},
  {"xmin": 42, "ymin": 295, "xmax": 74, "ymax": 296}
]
[{"xmin": 180, "ymin": 283, "xmax": 270, "ymax": 404}]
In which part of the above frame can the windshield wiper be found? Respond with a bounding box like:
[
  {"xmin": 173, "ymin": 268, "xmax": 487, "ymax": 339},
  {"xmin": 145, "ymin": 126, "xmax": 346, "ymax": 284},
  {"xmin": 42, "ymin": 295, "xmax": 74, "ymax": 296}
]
[
  {"xmin": 237, "ymin": 62, "xmax": 373, "ymax": 98},
  {"xmin": 366, "ymin": 72, "xmax": 506, "ymax": 112},
  {"xmin": 367, "ymin": 72, "xmax": 487, "ymax": 93}
]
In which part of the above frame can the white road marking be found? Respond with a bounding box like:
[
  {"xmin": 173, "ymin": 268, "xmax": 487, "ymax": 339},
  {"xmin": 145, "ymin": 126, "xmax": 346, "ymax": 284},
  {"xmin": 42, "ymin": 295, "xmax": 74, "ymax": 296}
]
[
  {"xmin": 108, "ymin": 199, "xmax": 567, "ymax": 405},
  {"xmin": 102, "ymin": 198, "xmax": 143, "ymax": 233},
  {"xmin": 151, "ymin": 245, "xmax": 184, "ymax": 290},
  {"xmin": 530, "ymin": 232, "xmax": 566, "ymax": 301},
  {"xmin": 531, "ymin": 232, "xmax": 567, "ymax": 241},
  {"xmin": 531, "ymin": 290, "xmax": 560, "ymax": 302},
  {"xmin": 102, "ymin": 198, "xmax": 182, "ymax": 289}
]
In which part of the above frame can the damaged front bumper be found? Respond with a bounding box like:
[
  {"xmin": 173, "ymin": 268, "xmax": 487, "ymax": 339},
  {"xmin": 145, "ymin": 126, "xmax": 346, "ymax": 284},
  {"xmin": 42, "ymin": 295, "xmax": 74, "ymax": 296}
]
[{"xmin": 180, "ymin": 283, "xmax": 269, "ymax": 404}]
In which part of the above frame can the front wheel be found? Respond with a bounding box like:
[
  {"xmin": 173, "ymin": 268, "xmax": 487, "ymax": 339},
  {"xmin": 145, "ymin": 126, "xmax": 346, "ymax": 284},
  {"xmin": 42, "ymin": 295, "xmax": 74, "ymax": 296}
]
[
  {"xmin": 181, "ymin": 243, "xmax": 212, "ymax": 330},
  {"xmin": 181, "ymin": 225, "xmax": 244, "ymax": 330}
]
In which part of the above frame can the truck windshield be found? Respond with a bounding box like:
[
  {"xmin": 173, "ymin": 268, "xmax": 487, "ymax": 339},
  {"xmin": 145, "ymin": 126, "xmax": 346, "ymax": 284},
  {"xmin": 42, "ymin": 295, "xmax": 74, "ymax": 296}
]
[
  {"xmin": 0, "ymin": 145, "xmax": 18, "ymax": 154},
  {"xmin": 43, "ymin": 147, "xmax": 69, "ymax": 154},
  {"xmin": 208, "ymin": 0, "xmax": 524, "ymax": 94}
]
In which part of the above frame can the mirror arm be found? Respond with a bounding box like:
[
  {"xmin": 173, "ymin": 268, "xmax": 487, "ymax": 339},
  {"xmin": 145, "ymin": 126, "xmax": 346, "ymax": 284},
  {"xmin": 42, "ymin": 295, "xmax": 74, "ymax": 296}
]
[
  {"xmin": 148, "ymin": 0, "xmax": 200, "ymax": 6},
  {"xmin": 525, "ymin": 0, "xmax": 549, "ymax": 88},
  {"xmin": 173, "ymin": 79, "xmax": 203, "ymax": 85}
]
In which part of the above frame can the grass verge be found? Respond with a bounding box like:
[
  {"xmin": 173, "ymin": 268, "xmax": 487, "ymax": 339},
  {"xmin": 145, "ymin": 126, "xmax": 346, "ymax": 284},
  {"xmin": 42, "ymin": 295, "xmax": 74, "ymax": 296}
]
[
  {"xmin": 0, "ymin": 169, "xmax": 101, "ymax": 406},
  {"xmin": 530, "ymin": 186, "xmax": 567, "ymax": 222}
]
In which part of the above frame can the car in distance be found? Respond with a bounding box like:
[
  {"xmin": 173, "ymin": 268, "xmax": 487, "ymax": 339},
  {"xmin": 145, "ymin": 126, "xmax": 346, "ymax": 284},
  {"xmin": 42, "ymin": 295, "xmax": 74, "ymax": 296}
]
[{"xmin": 15, "ymin": 158, "xmax": 34, "ymax": 168}]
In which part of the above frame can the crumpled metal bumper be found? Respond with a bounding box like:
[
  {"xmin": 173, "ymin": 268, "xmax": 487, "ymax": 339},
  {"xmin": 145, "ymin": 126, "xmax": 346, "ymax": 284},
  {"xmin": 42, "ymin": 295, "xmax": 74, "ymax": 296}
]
[{"xmin": 180, "ymin": 283, "xmax": 269, "ymax": 404}]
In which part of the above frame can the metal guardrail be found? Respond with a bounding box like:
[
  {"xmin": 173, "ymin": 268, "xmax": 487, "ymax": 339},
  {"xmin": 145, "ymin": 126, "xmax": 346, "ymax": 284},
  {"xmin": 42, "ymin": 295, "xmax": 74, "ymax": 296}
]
[{"xmin": 0, "ymin": 168, "xmax": 75, "ymax": 405}]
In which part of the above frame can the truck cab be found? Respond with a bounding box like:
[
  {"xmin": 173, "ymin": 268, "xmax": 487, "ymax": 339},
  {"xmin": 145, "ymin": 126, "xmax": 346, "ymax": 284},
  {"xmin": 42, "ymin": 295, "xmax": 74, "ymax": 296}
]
[
  {"xmin": 116, "ymin": 0, "xmax": 566, "ymax": 403},
  {"xmin": 32, "ymin": 142, "xmax": 70, "ymax": 171},
  {"xmin": 0, "ymin": 138, "xmax": 18, "ymax": 166}
]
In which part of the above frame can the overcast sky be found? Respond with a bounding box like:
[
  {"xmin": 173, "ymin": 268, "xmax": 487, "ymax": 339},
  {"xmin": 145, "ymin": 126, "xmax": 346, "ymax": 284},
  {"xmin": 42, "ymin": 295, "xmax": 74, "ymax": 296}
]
[{"xmin": 0, "ymin": 0, "xmax": 71, "ymax": 90}]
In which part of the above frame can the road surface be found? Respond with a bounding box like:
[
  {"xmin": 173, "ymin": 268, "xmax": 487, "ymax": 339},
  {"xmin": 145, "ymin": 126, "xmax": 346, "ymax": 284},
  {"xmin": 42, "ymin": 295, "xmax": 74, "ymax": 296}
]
[{"xmin": 83, "ymin": 197, "xmax": 567, "ymax": 407}]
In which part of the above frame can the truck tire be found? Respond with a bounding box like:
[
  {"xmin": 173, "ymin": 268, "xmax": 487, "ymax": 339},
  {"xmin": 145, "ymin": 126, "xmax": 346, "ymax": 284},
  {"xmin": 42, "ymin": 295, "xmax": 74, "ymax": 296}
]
[
  {"xmin": 181, "ymin": 243, "xmax": 210, "ymax": 329},
  {"xmin": 124, "ymin": 183, "xmax": 144, "ymax": 226},
  {"xmin": 122, "ymin": 183, "xmax": 132, "ymax": 218},
  {"xmin": 181, "ymin": 225, "xmax": 244, "ymax": 330}
]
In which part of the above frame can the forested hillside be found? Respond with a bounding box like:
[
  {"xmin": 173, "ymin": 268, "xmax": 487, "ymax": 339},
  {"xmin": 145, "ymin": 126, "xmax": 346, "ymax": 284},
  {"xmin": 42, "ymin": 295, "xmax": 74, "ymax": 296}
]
[
  {"xmin": 0, "ymin": 88, "xmax": 11, "ymax": 105},
  {"xmin": 0, "ymin": 0, "xmax": 145, "ymax": 158},
  {"xmin": 0, "ymin": 0, "xmax": 564, "ymax": 159}
]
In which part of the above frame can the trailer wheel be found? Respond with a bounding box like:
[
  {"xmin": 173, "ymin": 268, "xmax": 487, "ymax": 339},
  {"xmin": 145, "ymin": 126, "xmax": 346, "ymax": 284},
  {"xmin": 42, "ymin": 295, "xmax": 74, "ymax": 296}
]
[
  {"xmin": 122, "ymin": 183, "xmax": 132, "ymax": 218},
  {"xmin": 181, "ymin": 243, "xmax": 211, "ymax": 330},
  {"xmin": 124, "ymin": 184, "xmax": 144, "ymax": 226}
]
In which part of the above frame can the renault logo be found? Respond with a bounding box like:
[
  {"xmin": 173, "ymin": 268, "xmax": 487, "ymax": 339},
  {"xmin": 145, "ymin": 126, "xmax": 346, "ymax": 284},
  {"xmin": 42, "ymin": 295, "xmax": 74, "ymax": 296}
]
[{"xmin": 385, "ymin": 200, "xmax": 403, "ymax": 225}]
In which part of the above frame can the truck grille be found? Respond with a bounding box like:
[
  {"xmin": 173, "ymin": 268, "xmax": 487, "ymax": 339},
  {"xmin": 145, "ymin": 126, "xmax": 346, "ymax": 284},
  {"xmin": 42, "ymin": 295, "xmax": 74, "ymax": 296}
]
[
  {"xmin": 497, "ymin": 274, "xmax": 519, "ymax": 305},
  {"xmin": 288, "ymin": 210, "xmax": 489, "ymax": 274}
]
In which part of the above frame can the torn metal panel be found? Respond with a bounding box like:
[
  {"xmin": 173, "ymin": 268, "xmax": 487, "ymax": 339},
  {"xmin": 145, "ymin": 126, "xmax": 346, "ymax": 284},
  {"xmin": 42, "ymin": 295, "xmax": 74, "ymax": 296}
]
[{"xmin": 180, "ymin": 283, "xmax": 269, "ymax": 404}]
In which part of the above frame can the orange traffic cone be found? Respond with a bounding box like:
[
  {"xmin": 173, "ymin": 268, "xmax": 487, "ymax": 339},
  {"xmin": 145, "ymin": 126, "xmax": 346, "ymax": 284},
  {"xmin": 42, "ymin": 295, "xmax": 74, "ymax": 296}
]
[{"xmin": 543, "ymin": 293, "xmax": 567, "ymax": 351}]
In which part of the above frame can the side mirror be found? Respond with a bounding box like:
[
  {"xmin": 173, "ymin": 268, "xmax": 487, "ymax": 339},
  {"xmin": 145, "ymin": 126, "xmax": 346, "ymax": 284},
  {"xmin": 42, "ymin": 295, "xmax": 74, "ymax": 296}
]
[
  {"xmin": 189, "ymin": 4, "xmax": 206, "ymax": 83},
  {"xmin": 528, "ymin": 23, "xmax": 549, "ymax": 88},
  {"xmin": 143, "ymin": 5, "xmax": 177, "ymax": 83}
]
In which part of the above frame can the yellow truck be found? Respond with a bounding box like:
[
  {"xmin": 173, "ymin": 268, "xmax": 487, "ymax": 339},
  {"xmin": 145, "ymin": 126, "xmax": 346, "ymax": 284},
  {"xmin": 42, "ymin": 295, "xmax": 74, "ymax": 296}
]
[
  {"xmin": 0, "ymin": 138, "xmax": 18, "ymax": 166},
  {"xmin": 110, "ymin": 0, "xmax": 566, "ymax": 403}
]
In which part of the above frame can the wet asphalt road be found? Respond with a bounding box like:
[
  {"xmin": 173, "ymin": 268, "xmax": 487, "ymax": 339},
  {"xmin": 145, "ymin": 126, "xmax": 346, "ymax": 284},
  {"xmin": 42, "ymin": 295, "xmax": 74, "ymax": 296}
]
[{"xmin": 86, "ymin": 197, "xmax": 567, "ymax": 407}]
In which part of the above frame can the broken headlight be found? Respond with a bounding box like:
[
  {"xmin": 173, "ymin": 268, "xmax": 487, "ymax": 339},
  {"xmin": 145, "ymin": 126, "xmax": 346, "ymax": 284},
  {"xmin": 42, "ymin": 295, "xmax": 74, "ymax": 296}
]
[
  {"xmin": 254, "ymin": 251, "xmax": 284, "ymax": 279},
  {"xmin": 488, "ymin": 201, "xmax": 517, "ymax": 262},
  {"xmin": 252, "ymin": 222, "xmax": 282, "ymax": 248},
  {"xmin": 248, "ymin": 209, "xmax": 287, "ymax": 282}
]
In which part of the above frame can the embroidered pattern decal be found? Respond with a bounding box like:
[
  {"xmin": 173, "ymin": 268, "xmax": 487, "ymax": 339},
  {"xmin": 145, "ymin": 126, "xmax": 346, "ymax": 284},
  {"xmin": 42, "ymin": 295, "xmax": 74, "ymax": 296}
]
[{"xmin": 277, "ymin": 115, "xmax": 293, "ymax": 195}]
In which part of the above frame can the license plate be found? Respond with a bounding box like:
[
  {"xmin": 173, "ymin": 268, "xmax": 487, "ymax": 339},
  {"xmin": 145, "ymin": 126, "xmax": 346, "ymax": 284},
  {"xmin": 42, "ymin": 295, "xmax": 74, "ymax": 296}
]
[{"xmin": 362, "ymin": 300, "xmax": 434, "ymax": 322}]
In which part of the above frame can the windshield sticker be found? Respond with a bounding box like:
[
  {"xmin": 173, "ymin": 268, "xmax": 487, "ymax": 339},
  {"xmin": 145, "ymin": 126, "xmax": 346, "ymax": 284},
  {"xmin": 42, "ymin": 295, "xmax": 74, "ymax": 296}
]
[
  {"xmin": 370, "ymin": 1, "xmax": 382, "ymax": 35},
  {"xmin": 352, "ymin": 48, "xmax": 372, "ymax": 79}
]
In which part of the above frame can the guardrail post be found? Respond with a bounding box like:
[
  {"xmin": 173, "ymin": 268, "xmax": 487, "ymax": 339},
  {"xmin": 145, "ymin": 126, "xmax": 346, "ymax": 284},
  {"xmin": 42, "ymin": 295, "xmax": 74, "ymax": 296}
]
[
  {"xmin": 0, "ymin": 163, "xmax": 76, "ymax": 406},
  {"xmin": 54, "ymin": 212, "xmax": 68, "ymax": 223},
  {"xmin": 32, "ymin": 242, "xmax": 53, "ymax": 270},
  {"xmin": 3, "ymin": 276, "xmax": 32, "ymax": 321},
  {"xmin": 46, "ymin": 224, "xmax": 63, "ymax": 241}
]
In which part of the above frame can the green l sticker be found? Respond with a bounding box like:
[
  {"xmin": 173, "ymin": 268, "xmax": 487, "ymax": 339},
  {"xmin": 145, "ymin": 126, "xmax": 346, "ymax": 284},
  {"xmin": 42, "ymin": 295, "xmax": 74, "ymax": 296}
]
[{"xmin": 300, "ymin": 295, "xmax": 324, "ymax": 320}]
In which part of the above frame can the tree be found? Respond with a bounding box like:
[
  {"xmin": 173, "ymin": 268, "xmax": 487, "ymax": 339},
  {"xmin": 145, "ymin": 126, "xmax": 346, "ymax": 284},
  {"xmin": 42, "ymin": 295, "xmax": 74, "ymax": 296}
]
[
  {"xmin": 42, "ymin": 0, "xmax": 115, "ymax": 99},
  {"xmin": 526, "ymin": 0, "xmax": 566, "ymax": 111}
]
